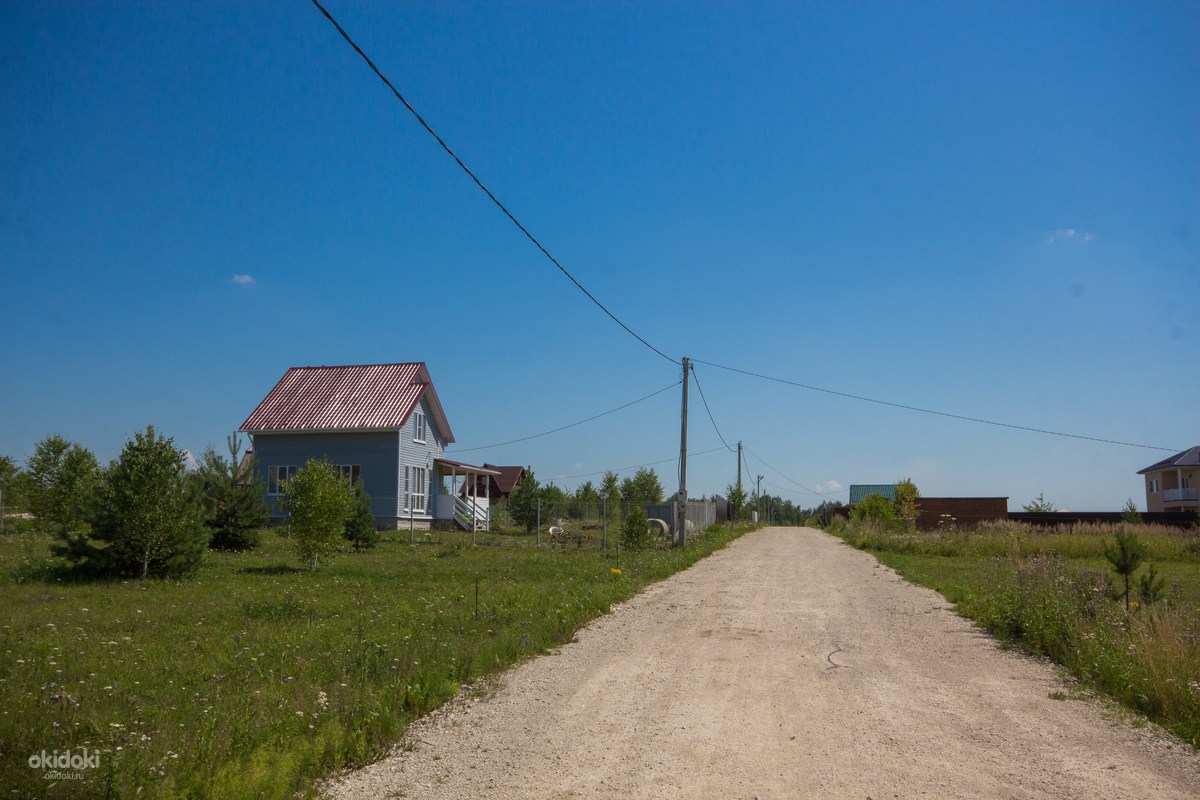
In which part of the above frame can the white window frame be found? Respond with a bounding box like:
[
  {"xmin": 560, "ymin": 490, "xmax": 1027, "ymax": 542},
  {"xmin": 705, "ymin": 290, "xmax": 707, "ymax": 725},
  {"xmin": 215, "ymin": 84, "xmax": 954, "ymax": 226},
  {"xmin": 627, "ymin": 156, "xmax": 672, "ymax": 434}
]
[
  {"xmin": 411, "ymin": 466, "xmax": 427, "ymax": 512},
  {"xmin": 335, "ymin": 464, "xmax": 361, "ymax": 487},
  {"xmin": 268, "ymin": 465, "xmax": 298, "ymax": 495},
  {"xmin": 1149, "ymin": 478, "xmax": 1159, "ymax": 494},
  {"xmin": 413, "ymin": 411, "xmax": 427, "ymax": 444}
]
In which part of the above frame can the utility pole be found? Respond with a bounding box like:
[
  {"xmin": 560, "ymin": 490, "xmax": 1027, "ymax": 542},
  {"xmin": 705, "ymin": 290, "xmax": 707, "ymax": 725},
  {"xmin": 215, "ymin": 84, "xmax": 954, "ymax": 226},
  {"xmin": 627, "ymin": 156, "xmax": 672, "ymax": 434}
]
[
  {"xmin": 677, "ymin": 357, "xmax": 690, "ymax": 547},
  {"xmin": 736, "ymin": 441, "xmax": 743, "ymax": 490},
  {"xmin": 756, "ymin": 475, "xmax": 763, "ymax": 522}
]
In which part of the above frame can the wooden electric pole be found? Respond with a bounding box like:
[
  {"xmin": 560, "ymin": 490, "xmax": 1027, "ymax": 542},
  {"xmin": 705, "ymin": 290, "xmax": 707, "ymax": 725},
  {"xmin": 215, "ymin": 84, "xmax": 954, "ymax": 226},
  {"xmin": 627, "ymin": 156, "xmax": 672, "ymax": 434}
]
[{"xmin": 677, "ymin": 357, "xmax": 690, "ymax": 547}]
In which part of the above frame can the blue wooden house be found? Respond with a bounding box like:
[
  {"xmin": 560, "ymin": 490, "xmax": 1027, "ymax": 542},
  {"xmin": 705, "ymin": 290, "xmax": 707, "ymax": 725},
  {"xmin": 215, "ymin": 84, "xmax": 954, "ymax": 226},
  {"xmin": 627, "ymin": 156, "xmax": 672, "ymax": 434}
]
[{"xmin": 239, "ymin": 362, "xmax": 498, "ymax": 530}]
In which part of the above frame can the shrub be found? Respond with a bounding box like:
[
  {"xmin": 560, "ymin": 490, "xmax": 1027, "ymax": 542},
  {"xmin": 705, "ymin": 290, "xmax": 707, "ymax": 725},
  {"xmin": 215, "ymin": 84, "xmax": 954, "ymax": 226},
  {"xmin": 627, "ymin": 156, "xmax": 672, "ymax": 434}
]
[
  {"xmin": 850, "ymin": 493, "xmax": 897, "ymax": 525},
  {"xmin": 280, "ymin": 459, "xmax": 356, "ymax": 571},
  {"xmin": 894, "ymin": 478, "xmax": 921, "ymax": 528},
  {"xmin": 621, "ymin": 506, "xmax": 652, "ymax": 550},
  {"xmin": 57, "ymin": 426, "xmax": 208, "ymax": 578}
]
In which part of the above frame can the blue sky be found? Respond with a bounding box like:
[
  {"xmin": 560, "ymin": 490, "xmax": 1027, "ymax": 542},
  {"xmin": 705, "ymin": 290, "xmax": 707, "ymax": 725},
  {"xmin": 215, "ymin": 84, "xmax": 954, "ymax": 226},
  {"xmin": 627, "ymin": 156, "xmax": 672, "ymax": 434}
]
[{"xmin": 2, "ymin": 1, "xmax": 1196, "ymax": 511}]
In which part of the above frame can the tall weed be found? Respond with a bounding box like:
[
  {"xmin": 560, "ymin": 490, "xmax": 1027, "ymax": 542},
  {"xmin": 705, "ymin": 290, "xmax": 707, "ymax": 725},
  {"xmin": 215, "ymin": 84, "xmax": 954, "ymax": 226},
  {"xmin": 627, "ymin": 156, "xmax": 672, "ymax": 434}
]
[{"xmin": 833, "ymin": 519, "xmax": 1200, "ymax": 747}]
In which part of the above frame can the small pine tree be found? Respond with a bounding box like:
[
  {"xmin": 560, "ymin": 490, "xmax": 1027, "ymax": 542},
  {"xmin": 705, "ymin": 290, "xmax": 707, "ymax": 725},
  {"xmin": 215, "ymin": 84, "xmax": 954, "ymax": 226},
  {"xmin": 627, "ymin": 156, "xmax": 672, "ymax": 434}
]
[
  {"xmin": 1136, "ymin": 563, "xmax": 1168, "ymax": 606},
  {"xmin": 1022, "ymin": 493, "xmax": 1055, "ymax": 513},
  {"xmin": 599, "ymin": 471, "xmax": 621, "ymax": 520},
  {"xmin": 1103, "ymin": 527, "xmax": 1147, "ymax": 611},
  {"xmin": 197, "ymin": 434, "xmax": 268, "ymax": 551},
  {"xmin": 506, "ymin": 466, "xmax": 540, "ymax": 535},
  {"xmin": 343, "ymin": 479, "xmax": 380, "ymax": 550},
  {"xmin": 280, "ymin": 459, "xmax": 355, "ymax": 571},
  {"xmin": 1121, "ymin": 498, "xmax": 1142, "ymax": 525},
  {"xmin": 58, "ymin": 426, "xmax": 208, "ymax": 579}
]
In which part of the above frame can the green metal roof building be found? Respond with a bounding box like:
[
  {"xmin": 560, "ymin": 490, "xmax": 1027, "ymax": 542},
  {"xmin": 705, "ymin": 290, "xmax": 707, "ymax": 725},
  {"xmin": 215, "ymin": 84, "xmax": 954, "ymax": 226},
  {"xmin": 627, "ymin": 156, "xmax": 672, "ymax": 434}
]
[{"xmin": 848, "ymin": 484, "xmax": 897, "ymax": 504}]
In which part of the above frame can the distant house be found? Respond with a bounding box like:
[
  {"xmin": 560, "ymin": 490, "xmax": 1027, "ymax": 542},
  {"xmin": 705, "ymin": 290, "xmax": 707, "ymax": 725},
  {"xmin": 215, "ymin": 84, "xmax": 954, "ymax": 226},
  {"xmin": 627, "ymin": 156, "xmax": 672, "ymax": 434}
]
[
  {"xmin": 239, "ymin": 363, "xmax": 498, "ymax": 530},
  {"xmin": 460, "ymin": 465, "xmax": 525, "ymax": 506},
  {"xmin": 1138, "ymin": 446, "xmax": 1200, "ymax": 513},
  {"xmin": 848, "ymin": 483, "xmax": 1007, "ymax": 530},
  {"xmin": 848, "ymin": 484, "xmax": 897, "ymax": 504}
]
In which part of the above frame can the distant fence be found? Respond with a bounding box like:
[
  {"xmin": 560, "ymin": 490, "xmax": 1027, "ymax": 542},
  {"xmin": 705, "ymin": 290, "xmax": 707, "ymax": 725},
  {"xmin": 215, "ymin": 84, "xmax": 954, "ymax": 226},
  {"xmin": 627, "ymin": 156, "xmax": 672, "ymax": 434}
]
[
  {"xmin": 1008, "ymin": 511, "xmax": 1199, "ymax": 529},
  {"xmin": 644, "ymin": 500, "xmax": 717, "ymax": 534}
]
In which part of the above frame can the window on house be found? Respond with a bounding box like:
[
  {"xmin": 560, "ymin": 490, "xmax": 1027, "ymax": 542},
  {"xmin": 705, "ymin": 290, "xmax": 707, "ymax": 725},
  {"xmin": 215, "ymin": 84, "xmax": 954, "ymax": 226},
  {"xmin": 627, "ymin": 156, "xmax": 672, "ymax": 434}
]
[
  {"xmin": 413, "ymin": 411, "xmax": 426, "ymax": 443},
  {"xmin": 268, "ymin": 465, "xmax": 298, "ymax": 495},
  {"xmin": 411, "ymin": 466, "xmax": 427, "ymax": 512},
  {"xmin": 1149, "ymin": 479, "xmax": 1159, "ymax": 494},
  {"xmin": 335, "ymin": 464, "xmax": 361, "ymax": 486}
]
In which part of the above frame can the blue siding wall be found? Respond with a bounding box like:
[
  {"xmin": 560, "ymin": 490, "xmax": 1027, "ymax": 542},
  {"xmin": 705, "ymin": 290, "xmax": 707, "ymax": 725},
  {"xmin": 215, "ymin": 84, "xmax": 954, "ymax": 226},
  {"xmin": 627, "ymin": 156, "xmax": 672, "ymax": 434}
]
[
  {"xmin": 397, "ymin": 396, "xmax": 447, "ymax": 517},
  {"xmin": 252, "ymin": 432, "xmax": 398, "ymax": 519}
]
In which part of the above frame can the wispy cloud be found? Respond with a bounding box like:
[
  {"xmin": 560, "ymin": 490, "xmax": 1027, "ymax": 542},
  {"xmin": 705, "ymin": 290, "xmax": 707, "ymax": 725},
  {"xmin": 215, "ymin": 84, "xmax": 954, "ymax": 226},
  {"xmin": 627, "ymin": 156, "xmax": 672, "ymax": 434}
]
[
  {"xmin": 231, "ymin": 274, "xmax": 255, "ymax": 285},
  {"xmin": 1047, "ymin": 228, "xmax": 1094, "ymax": 245},
  {"xmin": 816, "ymin": 480, "xmax": 843, "ymax": 494}
]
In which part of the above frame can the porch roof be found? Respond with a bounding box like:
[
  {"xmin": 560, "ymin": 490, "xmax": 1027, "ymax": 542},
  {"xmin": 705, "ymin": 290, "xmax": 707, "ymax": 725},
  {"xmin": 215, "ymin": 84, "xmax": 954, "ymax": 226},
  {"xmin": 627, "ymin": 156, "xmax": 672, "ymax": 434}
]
[{"xmin": 435, "ymin": 458, "xmax": 502, "ymax": 476}]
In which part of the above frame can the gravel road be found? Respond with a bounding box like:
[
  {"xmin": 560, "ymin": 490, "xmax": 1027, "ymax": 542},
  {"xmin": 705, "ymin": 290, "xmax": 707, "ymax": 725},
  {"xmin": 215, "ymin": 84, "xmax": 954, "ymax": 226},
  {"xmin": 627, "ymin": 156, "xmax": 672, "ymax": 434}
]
[{"xmin": 327, "ymin": 526, "xmax": 1199, "ymax": 799}]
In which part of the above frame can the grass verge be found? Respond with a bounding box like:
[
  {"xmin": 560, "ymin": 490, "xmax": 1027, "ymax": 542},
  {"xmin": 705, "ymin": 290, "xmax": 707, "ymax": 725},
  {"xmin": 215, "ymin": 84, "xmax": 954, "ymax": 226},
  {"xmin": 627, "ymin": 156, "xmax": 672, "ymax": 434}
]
[
  {"xmin": 0, "ymin": 523, "xmax": 751, "ymax": 798},
  {"xmin": 829, "ymin": 520, "xmax": 1200, "ymax": 748}
]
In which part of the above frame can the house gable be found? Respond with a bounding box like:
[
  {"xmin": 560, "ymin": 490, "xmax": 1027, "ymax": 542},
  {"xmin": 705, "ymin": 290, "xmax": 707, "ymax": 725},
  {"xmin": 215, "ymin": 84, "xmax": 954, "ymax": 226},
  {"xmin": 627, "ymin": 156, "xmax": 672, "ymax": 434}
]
[{"xmin": 239, "ymin": 362, "xmax": 456, "ymax": 525}]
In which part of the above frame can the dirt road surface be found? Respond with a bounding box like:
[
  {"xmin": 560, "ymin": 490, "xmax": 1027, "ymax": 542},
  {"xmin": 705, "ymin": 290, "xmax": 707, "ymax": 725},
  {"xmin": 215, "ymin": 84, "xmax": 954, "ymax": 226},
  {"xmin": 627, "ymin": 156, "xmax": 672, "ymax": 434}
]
[{"xmin": 328, "ymin": 527, "xmax": 1199, "ymax": 799}]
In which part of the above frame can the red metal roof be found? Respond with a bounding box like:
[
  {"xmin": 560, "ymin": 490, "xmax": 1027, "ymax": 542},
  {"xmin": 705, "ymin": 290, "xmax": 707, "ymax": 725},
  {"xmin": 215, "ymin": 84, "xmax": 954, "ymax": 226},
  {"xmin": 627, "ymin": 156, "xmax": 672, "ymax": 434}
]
[
  {"xmin": 485, "ymin": 464, "xmax": 525, "ymax": 494},
  {"xmin": 240, "ymin": 363, "xmax": 454, "ymax": 441}
]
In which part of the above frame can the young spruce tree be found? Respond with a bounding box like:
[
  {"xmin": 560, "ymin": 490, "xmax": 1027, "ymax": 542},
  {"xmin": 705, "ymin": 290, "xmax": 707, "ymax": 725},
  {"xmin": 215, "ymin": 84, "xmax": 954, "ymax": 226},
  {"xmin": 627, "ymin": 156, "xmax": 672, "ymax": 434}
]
[
  {"xmin": 59, "ymin": 426, "xmax": 208, "ymax": 578},
  {"xmin": 197, "ymin": 434, "xmax": 268, "ymax": 551}
]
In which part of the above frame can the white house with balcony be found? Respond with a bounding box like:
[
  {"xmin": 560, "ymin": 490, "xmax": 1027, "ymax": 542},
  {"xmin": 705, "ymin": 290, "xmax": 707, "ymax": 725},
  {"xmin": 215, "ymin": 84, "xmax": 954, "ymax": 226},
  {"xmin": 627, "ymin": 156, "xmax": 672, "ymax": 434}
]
[{"xmin": 1138, "ymin": 445, "xmax": 1200, "ymax": 513}]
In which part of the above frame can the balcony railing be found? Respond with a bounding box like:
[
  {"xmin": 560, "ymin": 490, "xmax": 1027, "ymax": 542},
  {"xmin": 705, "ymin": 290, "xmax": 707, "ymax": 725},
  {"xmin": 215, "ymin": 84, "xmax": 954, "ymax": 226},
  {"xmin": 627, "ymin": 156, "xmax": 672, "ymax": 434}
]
[{"xmin": 1163, "ymin": 488, "xmax": 1198, "ymax": 502}]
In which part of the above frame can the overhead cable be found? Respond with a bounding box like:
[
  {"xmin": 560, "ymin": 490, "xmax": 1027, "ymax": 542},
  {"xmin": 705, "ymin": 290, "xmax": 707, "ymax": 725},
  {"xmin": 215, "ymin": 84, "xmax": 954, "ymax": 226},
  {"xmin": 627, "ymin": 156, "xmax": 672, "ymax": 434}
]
[
  {"xmin": 695, "ymin": 359, "xmax": 1177, "ymax": 452},
  {"xmin": 451, "ymin": 381, "xmax": 681, "ymax": 454},
  {"xmin": 743, "ymin": 444, "xmax": 840, "ymax": 502},
  {"xmin": 311, "ymin": 0, "xmax": 677, "ymax": 365},
  {"xmin": 554, "ymin": 446, "xmax": 727, "ymax": 482},
  {"xmin": 690, "ymin": 365, "xmax": 736, "ymax": 453}
]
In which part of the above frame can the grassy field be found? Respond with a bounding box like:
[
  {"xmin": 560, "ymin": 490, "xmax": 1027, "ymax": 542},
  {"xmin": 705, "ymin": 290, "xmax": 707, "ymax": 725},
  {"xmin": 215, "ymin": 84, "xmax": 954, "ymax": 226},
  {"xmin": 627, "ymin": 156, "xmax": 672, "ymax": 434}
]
[
  {"xmin": 0, "ymin": 523, "xmax": 750, "ymax": 799},
  {"xmin": 830, "ymin": 519, "xmax": 1200, "ymax": 747}
]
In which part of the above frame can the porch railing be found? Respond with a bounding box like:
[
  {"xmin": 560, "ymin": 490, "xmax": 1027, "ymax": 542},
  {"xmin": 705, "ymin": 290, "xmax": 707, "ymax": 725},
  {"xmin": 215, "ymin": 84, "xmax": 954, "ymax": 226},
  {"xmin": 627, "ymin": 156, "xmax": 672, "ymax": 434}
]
[
  {"xmin": 1163, "ymin": 488, "xmax": 1198, "ymax": 502},
  {"xmin": 454, "ymin": 495, "xmax": 489, "ymax": 529}
]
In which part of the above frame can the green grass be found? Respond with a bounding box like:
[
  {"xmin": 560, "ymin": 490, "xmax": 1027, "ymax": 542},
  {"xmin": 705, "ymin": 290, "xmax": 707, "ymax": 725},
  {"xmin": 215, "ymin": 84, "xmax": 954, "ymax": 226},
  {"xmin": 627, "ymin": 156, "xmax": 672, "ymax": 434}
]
[
  {"xmin": 0, "ymin": 523, "xmax": 750, "ymax": 798},
  {"xmin": 830, "ymin": 519, "xmax": 1200, "ymax": 747}
]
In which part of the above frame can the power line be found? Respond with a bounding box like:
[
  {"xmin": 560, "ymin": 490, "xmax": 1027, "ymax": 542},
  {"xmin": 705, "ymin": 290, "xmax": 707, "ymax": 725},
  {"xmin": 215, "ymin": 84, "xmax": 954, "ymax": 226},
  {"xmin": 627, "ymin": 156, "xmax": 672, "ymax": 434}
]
[
  {"xmin": 690, "ymin": 364, "xmax": 735, "ymax": 453},
  {"xmin": 312, "ymin": 0, "xmax": 1174, "ymax": 457},
  {"xmin": 310, "ymin": 0, "xmax": 677, "ymax": 365},
  {"xmin": 694, "ymin": 358, "xmax": 1177, "ymax": 452},
  {"xmin": 742, "ymin": 444, "xmax": 839, "ymax": 502},
  {"xmin": 554, "ymin": 446, "xmax": 726, "ymax": 482},
  {"xmin": 451, "ymin": 381, "xmax": 681, "ymax": 454}
]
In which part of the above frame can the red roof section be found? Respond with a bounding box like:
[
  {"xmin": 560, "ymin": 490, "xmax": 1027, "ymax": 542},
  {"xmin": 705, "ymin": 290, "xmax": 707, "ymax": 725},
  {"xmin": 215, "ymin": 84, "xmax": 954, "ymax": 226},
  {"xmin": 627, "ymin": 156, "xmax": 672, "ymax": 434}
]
[
  {"xmin": 239, "ymin": 363, "xmax": 454, "ymax": 441},
  {"xmin": 485, "ymin": 464, "xmax": 525, "ymax": 494}
]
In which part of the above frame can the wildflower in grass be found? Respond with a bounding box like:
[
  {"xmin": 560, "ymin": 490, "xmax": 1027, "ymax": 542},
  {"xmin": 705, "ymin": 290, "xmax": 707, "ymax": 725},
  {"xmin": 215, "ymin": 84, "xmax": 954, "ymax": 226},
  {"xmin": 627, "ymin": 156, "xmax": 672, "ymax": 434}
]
[{"xmin": 610, "ymin": 568, "xmax": 622, "ymax": 575}]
